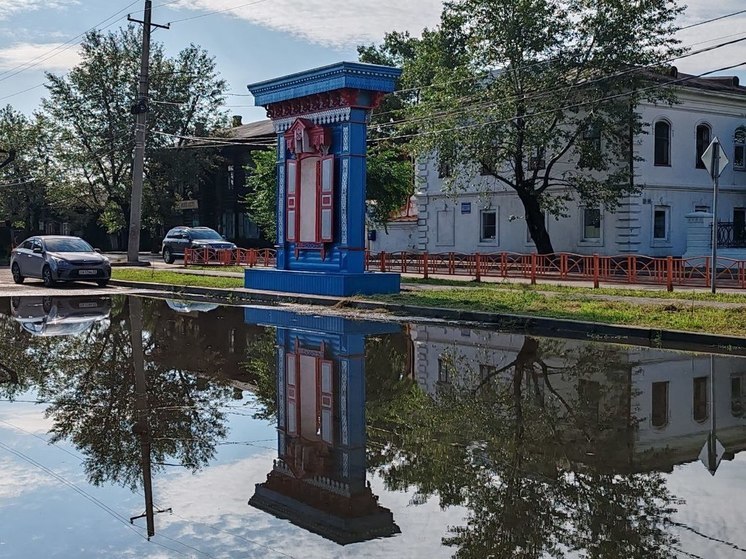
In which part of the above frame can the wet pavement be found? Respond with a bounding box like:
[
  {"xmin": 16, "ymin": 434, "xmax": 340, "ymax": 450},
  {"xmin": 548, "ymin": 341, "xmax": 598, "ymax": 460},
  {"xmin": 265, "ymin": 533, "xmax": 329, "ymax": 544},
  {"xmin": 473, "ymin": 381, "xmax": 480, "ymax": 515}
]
[{"xmin": 0, "ymin": 293, "xmax": 745, "ymax": 558}]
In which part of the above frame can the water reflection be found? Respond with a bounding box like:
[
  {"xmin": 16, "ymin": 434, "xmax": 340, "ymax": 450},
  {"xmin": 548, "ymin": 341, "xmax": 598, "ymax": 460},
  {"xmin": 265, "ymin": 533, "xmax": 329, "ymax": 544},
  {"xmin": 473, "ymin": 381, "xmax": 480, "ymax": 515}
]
[
  {"xmin": 10, "ymin": 295, "xmax": 111, "ymax": 337},
  {"xmin": 0, "ymin": 295, "xmax": 745, "ymax": 558},
  {"xmin": 245, "ymin": 308, "xmax": 402, "ymax": 545}
]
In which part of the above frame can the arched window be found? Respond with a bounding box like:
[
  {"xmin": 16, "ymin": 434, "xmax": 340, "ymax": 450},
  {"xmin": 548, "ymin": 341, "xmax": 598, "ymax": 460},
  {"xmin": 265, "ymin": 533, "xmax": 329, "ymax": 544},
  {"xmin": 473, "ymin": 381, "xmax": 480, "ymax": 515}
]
[
  {"xmin": 654, "ymin": 120, "xmax": 671, "ymax": 166},
  {"xmin": 695, "ymin": 123, "xmax": 711, "ymax": 169}
]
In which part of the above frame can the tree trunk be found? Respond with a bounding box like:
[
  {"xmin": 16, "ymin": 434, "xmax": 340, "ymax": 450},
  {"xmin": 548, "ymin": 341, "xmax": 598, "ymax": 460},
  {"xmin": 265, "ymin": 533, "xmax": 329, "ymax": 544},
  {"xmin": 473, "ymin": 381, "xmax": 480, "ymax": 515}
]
[{"xmin": 521, "ymin": 193, "xmax": 554, "ymax": 254}]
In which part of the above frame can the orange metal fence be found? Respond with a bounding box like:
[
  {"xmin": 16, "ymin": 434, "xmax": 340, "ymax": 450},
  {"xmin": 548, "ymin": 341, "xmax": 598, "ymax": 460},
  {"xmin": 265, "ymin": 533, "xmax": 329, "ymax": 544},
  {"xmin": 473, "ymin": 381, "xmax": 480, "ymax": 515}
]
[
  {"xmin": 185, "ymin": 249, "xmax": 746, "ymax": 291},
  {"xmin": 184, "ymin": 247, "xmax": 276, "ymax": 268},
  {"xmin": 367, "ymin": 251, "xmax": 746, "ymax": 291}
]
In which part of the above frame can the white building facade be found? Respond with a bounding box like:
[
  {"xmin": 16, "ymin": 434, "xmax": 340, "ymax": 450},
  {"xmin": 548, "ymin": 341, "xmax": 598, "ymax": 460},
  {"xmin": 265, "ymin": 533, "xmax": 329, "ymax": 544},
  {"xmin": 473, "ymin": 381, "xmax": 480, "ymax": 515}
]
[{"xmin": 370, "ymin": 75, "xmax": 746, "ymax": 257}]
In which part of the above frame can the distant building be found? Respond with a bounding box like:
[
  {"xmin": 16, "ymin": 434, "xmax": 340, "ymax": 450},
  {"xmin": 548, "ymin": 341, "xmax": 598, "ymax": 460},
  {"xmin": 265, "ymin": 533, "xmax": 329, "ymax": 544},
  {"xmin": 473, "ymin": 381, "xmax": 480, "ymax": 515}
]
[
  {"xmin": 179, "ymin": 117, "xmax": 275, "ymax": 247},
  {"xmin": 377, "ymin": 72, "xmax": 746, "ymax": 258}
]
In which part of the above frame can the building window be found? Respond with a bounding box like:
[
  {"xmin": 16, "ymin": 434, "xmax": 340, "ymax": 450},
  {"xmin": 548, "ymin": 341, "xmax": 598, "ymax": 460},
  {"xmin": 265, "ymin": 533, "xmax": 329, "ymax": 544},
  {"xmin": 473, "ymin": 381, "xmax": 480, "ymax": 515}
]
[
  {"xmin": 227, "ymin": 165, "xmax": 235, "ymax": 190},
  {"xmin": 438, "ymin": 159, "xmax": 452, "ymax": 178},
  {"xmin": 582, "ymin": 207, "xmax": 601, "ymax": 241},
  {"xmin": 651, "ymin": 381, "xmax": 669, "ymax": 428},
  {"xmin": 480, "ymin": 209, "xmax": 497, "ymax": 243},
  {"xmin": 732, "ymin": 374, "xmax": 745, "ymax": 417},
  {"xmin": 653, "ymin": 206, "xmax": 670, "ymax": 241},
  {"xmin": 735, "ymin": 127, "xmax": 746, "ymax": 170},
  {"xmin": 654, "ymin": 120, "xmax": 671, "ymax": 166},
  {"xmin": 438, "ymin": 358, "xmax": 450, "ymax": 384},
  {"xmin": 693, "ymin": 376, "xmax": 709, "ymax": 422},
  {"xmin": 580, "ymin": 123, "xmax": 602, "ymax": 168},
  {"xmin": 695, "ymin": 124, "xmax": 711, "ymax": 169},
  {"xmin": 480, "ymin": 364, "xmax": 496, "ymax": 382}
]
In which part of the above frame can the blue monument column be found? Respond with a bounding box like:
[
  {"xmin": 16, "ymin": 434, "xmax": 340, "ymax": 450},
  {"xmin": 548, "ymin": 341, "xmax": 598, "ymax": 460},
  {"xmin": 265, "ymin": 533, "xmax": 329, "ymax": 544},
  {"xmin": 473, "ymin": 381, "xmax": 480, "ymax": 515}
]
[
  {"xmin": 245, "ymin": 308, "xmax": 401, "ymax": 544},
  {"xmin": 244, "ymin": 62, "xmax": 402, "ymax": 296}
]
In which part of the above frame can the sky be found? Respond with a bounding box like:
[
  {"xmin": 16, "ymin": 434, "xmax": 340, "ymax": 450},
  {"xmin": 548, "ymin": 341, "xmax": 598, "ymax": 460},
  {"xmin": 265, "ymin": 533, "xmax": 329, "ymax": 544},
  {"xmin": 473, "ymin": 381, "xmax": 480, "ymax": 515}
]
[{"xmin": 0, "ymin": 0, "xmax": 743, "ymax": 125}]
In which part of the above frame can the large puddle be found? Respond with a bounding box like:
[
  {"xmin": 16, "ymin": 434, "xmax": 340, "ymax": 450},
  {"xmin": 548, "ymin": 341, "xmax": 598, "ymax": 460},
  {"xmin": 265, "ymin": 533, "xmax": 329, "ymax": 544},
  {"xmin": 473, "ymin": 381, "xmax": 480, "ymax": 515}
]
[{"xmin": 0, "ymin": 294, "xmax": 745, "ymax": 558}]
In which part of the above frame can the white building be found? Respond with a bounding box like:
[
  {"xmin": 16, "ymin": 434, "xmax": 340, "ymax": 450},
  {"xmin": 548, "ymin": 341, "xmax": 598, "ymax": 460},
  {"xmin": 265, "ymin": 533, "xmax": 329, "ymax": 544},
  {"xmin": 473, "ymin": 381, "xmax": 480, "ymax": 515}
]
[{"xmin": 370, "ymin": 72, "xmax": 746, "ymax": 258}]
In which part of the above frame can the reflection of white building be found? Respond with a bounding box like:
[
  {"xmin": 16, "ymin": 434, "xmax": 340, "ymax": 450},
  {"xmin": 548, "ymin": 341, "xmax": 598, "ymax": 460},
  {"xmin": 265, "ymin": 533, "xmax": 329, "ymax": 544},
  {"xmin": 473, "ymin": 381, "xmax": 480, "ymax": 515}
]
[{"xmin": 409, "ymin": 324, "xmax": 746, "ymax": 470}]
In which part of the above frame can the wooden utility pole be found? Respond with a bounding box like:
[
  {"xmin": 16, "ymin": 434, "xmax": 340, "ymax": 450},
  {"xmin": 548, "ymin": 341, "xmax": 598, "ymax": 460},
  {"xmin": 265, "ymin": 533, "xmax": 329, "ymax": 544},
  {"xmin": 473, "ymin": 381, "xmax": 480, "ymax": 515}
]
[{"xmin": 127, "ymin": 1, "xmax": 168, "ymax": 265}]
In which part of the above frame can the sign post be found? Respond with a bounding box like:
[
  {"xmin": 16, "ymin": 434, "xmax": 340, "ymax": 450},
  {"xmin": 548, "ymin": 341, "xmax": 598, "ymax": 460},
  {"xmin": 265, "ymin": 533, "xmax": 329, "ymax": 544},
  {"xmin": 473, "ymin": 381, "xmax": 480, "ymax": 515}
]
[{"xmin": 701, "ymin": 137, "xmax": 729, "ymax": 294}]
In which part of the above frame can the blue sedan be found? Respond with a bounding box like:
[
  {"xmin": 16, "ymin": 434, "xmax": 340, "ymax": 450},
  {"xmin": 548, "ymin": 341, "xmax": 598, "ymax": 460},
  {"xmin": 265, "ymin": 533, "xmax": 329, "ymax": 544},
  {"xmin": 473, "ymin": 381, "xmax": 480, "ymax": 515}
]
[{"xmin": 10, "ymin": 235, "xmax": 111, "ymax": 287}]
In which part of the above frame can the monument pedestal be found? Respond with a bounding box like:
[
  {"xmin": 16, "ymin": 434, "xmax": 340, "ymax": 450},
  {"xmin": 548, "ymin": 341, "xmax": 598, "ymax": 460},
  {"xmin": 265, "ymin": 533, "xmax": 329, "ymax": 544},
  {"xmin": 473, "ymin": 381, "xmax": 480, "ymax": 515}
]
[{"xmin": 245, "ymin": 268, "xmax": 400, "ymax": 297}]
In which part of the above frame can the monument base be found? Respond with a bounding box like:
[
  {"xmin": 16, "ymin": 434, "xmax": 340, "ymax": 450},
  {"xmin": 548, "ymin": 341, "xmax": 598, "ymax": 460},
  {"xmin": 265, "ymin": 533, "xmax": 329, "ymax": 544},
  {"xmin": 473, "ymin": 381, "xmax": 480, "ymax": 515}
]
[{"xmin": 244, "ymin": 268, "xmax": 400, "ymax": 296}]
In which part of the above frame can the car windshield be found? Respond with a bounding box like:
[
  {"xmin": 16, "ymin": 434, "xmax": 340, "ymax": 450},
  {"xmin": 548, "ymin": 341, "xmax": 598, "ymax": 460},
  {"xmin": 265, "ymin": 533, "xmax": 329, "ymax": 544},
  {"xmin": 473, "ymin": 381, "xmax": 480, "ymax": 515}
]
[
  {"xmin": 45, "ymin": 238, "xmax": 93, "ymax": 252},
  {"xmin": 189, "ymin": 229, "xmax": 222, "ymax": 240}
]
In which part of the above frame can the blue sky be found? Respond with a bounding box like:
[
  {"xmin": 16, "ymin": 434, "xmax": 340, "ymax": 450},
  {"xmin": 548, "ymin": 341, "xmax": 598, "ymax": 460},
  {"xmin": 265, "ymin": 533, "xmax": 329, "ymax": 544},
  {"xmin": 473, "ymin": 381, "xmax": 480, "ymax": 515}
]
[{"xmin": 0, "ymin": 0, "xmax": 742, "ymax": 125}]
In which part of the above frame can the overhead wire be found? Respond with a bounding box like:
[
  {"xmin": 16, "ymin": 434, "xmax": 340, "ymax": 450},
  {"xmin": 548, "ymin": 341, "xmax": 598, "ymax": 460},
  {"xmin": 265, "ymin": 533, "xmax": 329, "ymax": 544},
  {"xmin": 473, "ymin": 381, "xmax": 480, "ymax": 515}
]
[
  {"xmin": 370, "ymin": 33, "xmax": 746, "ymax": 129},
  {"xmin": 368, "ymin": 60, "xmax": 746, "ymax": 144},
  {"xmin": 0, "ymin": 0, "xmax": 141, "ymax": 85},
  {"xmin": 166, "ymin": 0, "xmax": 273, "ymax": 25}
]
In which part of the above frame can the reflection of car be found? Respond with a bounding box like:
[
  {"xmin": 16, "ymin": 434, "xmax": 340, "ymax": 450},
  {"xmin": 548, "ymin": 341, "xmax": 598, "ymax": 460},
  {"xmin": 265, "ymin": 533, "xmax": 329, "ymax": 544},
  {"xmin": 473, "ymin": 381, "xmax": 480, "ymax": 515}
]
[
  {"xmin": 161, "ymin": 226, "xmax": 236, "ymax": 264},
  {"xmin": 165, "ymin": 299, "xmax": 219, "ymax": 314},
  {"xmin": 10, "ymin": 235, "xmax": 111, "ymax": 288},
  {"xmin": 10, "ymin": 296, "xmax": 112, "ymax": 337}
]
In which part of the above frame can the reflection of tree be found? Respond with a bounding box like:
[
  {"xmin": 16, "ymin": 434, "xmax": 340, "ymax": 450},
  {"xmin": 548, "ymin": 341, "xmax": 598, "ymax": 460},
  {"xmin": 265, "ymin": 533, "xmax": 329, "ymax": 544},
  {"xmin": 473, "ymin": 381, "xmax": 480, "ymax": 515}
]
[
  {"xmin": 0, "ymin": 298, "xmax": 51, "ymax": 399},
  {"xmin": 372, "ymin": 337, "xmax": 679, "ymax": 559},
  {"xmin": 39, "ymin": 297, "xmax": 235, "ymax": 489}
]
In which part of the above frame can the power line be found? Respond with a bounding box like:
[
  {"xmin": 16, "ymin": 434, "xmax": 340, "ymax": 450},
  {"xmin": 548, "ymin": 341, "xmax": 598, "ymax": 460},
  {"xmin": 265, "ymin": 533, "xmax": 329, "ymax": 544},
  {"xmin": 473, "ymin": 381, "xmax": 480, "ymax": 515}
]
[
  {"xmin": 679, "ymin": 8, "xmax": 746, "ymax": 31},
  {"xmin": 0, "ymin": 0, "xmax": 141, "ymax": 85},
  {"xmin": 372, "ymin": 32, "xmax": 746, "ymax": 126},
  {"xmin": 166, "ymin": 0, "xmax": 272, "ymax": 25},
  {"xmin": 369, "ymin": 60, "xmax": 746, "ymax": 144}
]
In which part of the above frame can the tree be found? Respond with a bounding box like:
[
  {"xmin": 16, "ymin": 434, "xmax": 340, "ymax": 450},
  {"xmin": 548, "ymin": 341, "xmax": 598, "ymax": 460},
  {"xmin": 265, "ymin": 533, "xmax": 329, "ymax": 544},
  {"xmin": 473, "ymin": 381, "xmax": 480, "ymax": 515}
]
[
  {"xmin": 243, "ymin": 149, "xmax": 278, "ymax": 242},
  {"xmin": 43, "ymin": 27, "xmax": 227, "ymax": 244},
  {"xmin": 392, "ymin": 0, "xmax": 684, "ymax": 253},
  {"xmin": 0, "ymin": 106, "xmax": 58, "ymax": 237}
]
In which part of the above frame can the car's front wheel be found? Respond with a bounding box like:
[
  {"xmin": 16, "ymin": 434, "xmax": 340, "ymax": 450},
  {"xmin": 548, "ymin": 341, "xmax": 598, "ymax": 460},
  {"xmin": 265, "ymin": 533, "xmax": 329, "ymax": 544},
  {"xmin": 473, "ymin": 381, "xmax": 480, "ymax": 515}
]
[
  {"xmin": 42, "ymin": 265, "xmax": 56, "ymax": 288},
  {"xmin": 11, "ymin": 263, "xmax": 24, "ymax": 284},
  {"xmin": 163, "ymin": 247, "xmax": 175, "ymax": 264}
]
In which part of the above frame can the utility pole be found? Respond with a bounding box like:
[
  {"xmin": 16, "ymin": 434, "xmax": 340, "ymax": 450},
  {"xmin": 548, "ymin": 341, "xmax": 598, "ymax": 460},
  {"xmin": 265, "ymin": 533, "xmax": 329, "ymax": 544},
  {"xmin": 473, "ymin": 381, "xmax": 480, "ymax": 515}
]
[{"xmin": 127, "ymin": 1, "xmax": 168, "ymax": 265}]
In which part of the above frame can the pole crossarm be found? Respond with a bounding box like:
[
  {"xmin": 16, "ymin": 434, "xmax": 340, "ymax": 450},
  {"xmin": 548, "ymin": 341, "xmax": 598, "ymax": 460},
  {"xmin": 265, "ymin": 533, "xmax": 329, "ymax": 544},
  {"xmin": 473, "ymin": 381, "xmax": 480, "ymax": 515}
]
[{"xmin": 126, "ymin": 14, "xmax": 170, "ymax": 29}]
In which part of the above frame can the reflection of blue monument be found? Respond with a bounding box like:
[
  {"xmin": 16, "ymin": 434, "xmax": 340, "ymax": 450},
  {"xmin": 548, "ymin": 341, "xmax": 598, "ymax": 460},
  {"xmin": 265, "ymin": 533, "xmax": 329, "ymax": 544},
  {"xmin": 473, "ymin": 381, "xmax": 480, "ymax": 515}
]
[
  {"xmin": 245, "ymin": 308, "xmax": 401, "ymax": 544},
  {"xmin": 244, "ymin": 62, "xmax": 402, "ymax": 296}
]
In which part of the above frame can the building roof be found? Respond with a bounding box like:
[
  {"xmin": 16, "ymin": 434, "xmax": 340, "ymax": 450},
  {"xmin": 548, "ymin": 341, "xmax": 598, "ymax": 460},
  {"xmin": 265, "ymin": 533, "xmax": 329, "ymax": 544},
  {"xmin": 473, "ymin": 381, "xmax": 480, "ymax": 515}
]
[{"xmin": 225, "ymin": 119, "xmax": 275, "ymax": 141}]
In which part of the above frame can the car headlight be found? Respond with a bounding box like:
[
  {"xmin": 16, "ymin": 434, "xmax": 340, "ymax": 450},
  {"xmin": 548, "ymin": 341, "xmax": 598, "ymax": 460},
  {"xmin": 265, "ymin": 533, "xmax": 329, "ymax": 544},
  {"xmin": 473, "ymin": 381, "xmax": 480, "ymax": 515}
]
[{"xmin": 51, "ymin": 256, "xmax": 70, "ymax": 268}]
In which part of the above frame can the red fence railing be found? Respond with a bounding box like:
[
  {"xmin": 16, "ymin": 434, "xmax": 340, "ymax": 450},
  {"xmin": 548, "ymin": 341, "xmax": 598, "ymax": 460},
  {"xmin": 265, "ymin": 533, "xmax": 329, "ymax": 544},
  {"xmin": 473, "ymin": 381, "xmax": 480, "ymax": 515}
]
[
  {"xmin": 184, "ymin": 247, "xmax": 276, "ymax": 268},
  {"xmin": 185, "ymin": 249, "xmax": 746, "ymax": 291}
]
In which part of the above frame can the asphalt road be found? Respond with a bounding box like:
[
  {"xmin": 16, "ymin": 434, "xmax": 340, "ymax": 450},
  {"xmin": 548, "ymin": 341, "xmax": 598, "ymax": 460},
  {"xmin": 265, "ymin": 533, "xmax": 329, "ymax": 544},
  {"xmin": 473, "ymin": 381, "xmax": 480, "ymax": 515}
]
[{"xmin": 0, "ymin": 267, "xmax": 137, "ymax": 297}]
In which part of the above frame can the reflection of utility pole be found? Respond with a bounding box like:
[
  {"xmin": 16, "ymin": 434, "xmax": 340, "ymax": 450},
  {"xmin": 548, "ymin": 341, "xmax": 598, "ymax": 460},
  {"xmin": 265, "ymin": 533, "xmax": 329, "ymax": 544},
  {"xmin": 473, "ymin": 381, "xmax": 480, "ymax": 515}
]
[
  {"xmin": 129, "ymin": 297, "xmax": 171, "ymax": 538},
  {"xmin": 126, "ymin": 1, "xmax": 168, "ymax": 265},
  {"xmin": 700, "ymin": 355, "xmax": 725, "ymax": 475}
]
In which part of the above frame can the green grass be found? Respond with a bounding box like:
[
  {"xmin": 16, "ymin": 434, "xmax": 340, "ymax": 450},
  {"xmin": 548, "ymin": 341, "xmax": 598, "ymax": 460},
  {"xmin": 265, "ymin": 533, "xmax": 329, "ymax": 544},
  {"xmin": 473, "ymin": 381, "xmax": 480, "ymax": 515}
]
[
  {"xmin": 112, "ymin": 268, "xmax": 243, "ymax": 289},
  {"xmin": 402, "ymin": 276, "xmax": 746, "ymax": 303},
  {"xmin": 112, "ymin": 268, "xmax": 746, "ymax": 336},
  {"xmin": 377, "ymin": 287, "xmax": 746, "ymax": 336},
  {"xmin": 191, "ymin": 265, "xmax": 246, "ymax": 273}
]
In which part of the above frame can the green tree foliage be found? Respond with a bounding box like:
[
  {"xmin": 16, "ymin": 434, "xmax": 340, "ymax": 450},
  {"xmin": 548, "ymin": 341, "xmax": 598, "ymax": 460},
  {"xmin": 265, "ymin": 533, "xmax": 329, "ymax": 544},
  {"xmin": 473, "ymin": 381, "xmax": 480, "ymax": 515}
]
[
  {"xmin": 384, "ymin": 0, "xmax": 685, "ymax": 253},
  {"xmin": 0, "ymin": 107, "xmax": 58, "ymax": 236},
  {"xmin": 243, "ymin": 149, "xmax": 278, "ymax": 242},
  {"xmin": 43, "ymin": 27, "xmax": 227, "ymax": 238}
]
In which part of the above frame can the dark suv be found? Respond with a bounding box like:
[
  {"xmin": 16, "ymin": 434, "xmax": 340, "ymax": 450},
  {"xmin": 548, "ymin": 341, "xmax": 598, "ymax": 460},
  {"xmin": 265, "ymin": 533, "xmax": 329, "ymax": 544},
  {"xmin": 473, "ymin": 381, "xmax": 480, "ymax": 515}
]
[{"xmin": 161, "ymin": 227, "xmax": 236, "ymax": 264}]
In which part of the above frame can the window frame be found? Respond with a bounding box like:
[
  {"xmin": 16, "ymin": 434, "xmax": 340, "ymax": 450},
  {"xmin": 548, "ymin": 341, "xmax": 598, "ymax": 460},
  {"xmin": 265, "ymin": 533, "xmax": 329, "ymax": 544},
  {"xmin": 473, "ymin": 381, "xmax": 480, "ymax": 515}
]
[
  {"xmin": 654, "ymin": 119, "xmax": 672, "ymax": 167},
  {"xmin": 735, "ymin": 127, "xmax": 746, "ymax": 171},
  {"xmin": 479, "ymin": 208, "xmax": 498, "ymax": 245},
  {"xmin": 695, "ymin": 123, "xmax": 711, "ymax": 169},
  {"xmin": 580, "ymin": 206, "xmax": 603, "ymax": 245},
  {"xmin": 651, "ymin": 381, "xmax": 669, "ymax": 428},
  {"xmin": 652, "ymin": 205, "xmax": 671, "ymax": 244}
]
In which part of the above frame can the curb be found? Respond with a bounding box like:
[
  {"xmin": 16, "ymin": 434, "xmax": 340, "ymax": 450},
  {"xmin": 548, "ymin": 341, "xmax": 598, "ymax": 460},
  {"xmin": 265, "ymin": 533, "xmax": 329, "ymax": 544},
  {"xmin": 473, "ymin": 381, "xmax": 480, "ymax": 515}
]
[{"xmin": 109, "ymin": 279, "xmax": 746, "ymax": 355}]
